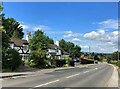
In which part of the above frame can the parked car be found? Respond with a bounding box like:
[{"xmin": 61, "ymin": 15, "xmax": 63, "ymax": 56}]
[{"xmin": 73, "ymin": 58, "xmax": 81, "ymax": 62}]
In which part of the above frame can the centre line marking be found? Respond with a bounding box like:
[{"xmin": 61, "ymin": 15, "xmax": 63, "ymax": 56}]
[
  {"xmin": 34, "ymin": 79, "xmax": 59, "ymax": 87},
  {"xmin": 83, "ymin": 71, "xmax": 89, "ymax": 73},
  {"xmin": 95, "ymin": 68, "xmax": 98, "ymax": 70},
  {"xmin": 66, "ymin": 73, "xmax": 80, "ymax": 78}
]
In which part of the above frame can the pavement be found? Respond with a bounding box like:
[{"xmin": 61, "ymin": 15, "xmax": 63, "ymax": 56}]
[
  {"xmin": 1, "ymin": 63, "xmax": 119, "ymax": 88},
  {"xmin": 107, "ymin": 64, "xmax": 119, "ymax": 87},
  {"xmin": 117, "ymin": 67, "xmax": 120, "ymax": 88}
]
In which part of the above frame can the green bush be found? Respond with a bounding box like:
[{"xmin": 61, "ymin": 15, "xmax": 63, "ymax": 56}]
[
  {"xmin": 107, "ymin": 59, "xmax": 112, "ymax": 63},
  {"xmin": 109, "ymin": 60, "xmax": 120, "ymax": 68},
  {"xmin": 24, "ymin": 60, "xmax": 29, "ymax": 65},
  {"xmin": 2, "ymin": 48, "xmax": 22, "ymax": 71},
  {"xmin": 30, "ymin": 48, "xmax": 48, "ymax": 68},
  {"xmin": 29, "ymin": 59, "xmax": 36, "ymax": 67},
  {"xmin": 64, "ymin": 57, "xmax": 72, "ymax": 63},
  {"xmin": 116, "ymin": 61, "xmax": 120, "ymax": 68}
]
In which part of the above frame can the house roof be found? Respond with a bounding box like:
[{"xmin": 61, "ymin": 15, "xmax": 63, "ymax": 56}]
[
  {"xmin": 49, "ymin": 44, "xmax": 62, "ymax": 50},
  {"xmin": 10, "ymin": 38, "xmax": 28, "ymax": 47}
]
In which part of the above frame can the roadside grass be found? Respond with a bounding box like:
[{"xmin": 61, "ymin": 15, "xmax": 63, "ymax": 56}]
[{"xmin": 110, "ymin": 60, "xmax": 120, "ymax": 68}]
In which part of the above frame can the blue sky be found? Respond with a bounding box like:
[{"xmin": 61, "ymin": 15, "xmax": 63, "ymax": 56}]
[{"xmin": 3, "ymin": 2, "xmax": 118, "ymax": 53}]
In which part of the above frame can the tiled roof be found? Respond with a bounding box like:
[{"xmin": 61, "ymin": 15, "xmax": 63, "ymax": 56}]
[{"xmin": 10, "ymin": 38, "xmax": 28, "ymax": 47}]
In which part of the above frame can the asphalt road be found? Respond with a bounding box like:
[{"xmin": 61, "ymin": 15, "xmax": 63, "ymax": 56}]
[{"xmin": 2, "ymin": 63, "xmax": 114, "ymax": 88}]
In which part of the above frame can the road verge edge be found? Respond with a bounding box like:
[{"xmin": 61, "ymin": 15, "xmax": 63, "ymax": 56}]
[{"xmin": 107, "ymin": 64, "xmax": 119, "ymax": 87}]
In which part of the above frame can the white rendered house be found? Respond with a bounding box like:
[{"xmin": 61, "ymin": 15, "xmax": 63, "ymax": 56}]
[{"xmin": 10, "ymin": 38, "xmax": 30, "ymax": 61}]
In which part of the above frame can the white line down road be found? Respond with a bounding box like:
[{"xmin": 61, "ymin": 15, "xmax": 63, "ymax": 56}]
[
  {"xmin": 83, "ymin": 71, "xmax": 90, "ymax": 73},
  {"xmin": 66, "ymin": 73, "xmax": 81, "ymax": 78},
  {"xmin": 2, "ymin": 63, "xmax": 118, "ymax": 87},
  {"xmin": 34, "ymin": 79, "xmax": 59, "ymax": 87}
]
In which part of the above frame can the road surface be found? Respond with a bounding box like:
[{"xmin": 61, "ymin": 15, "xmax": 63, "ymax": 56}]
[{"xmin": 2, "ymin": 63, "xmax": 115, "ymax": 88}]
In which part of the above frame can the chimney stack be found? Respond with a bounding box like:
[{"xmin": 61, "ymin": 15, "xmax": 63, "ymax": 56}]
[
  {"xmin": 55, "ymin": 40, "xmax": 59, "ymax": 47},
  {"xmin": 26, "ymin": 32, "xmax": 32, "ymax": 42}
]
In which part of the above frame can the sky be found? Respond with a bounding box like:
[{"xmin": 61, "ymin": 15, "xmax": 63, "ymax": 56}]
[{"xmin": 3, "ymin": 2, "xmax": 118, "ymax": 53}]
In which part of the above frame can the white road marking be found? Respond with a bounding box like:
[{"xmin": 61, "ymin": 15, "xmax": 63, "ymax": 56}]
[
  {"xmin": 83, "ymin": 71, "xmax": 89, "ymax": 73},
  {"xmin": 66, "ymin": 73, "xmax": 80, "ymax": 78},
  {"xmin": 0, "ymin": 78, "xmax": 3, "ymax": 81},
  {"xmin": 91, "ymin": 67, "xmax": 100, "ymax": 71},
  {"xmin": 95, "ymin": 68, "xmax": 98, "ymax": 70},
  {"xmin": 34, "ymin": 79, "xmax": 59, "ymax": 87}
]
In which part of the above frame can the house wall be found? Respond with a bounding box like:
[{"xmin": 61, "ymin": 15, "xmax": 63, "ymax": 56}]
[
  {"xmin": 9, "ymin": 43, "xmax": 30, "ymax": 61},
  {"xmin": 48, "ymin": 49, "xmax": 56, "ymax": 53},
  {"xmin": 47, "ymin": 48, "xmax": 62, "ymax": 60},
  {"xmin": 10, "ymin": 43, "xmax": 14, "ymax": 49},
  {"xmin": 20, "ymin": 54, "xmax": 30, "ymax": 61}
]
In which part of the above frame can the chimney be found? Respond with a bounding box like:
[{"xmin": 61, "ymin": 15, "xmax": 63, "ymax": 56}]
[
  {"xmin": 55, "ymin": 40, "xmax": 59, "ymax": 46},
  {"xmin": 26, "ymin": 32, "xmax": 32, "ymax": 42}
]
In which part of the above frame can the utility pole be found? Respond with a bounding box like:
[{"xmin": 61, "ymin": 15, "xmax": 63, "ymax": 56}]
[
  {"xmin": 88, "ymin": 46, "xmax": 91, "ymax": 59},
  {"xmin": 117, "ymin": 50, "xmax": 119, "ymax": 61}
]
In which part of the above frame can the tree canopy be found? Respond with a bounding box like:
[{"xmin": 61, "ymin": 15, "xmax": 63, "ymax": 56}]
[
  {"xmin": 59, "ymin": 39, "xmax": 81, "ymax": 58},
  {"xmin": 29, "ymin": 30, "xmax": 54, "ymax": 50},
  {"xmin": 2, "ymin": 15, "xmax": 24, "ymax": 39},
  {"xmin": 2, "ymin": 14, "xmax": 23, "ymax": 71},
  {"xmin": 29, "ymin": 30, "xmax": 54, "ymax": 67}
]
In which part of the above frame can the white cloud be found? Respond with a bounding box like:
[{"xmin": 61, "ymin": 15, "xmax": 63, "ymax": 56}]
[
  {"xmin": 71, "ymin": 38, "xmax": 81, "ymax": 42},
  {"xmin": 83, "ymin": 19, "xmax": 119, "ymax": 53},
  {"xmin": 98, "ymin": 19, "xmax": 118, "ymax": 29},
  {"xmin": 33, "ymin": 25, "xmax": 49, "ymax": 31},
  {"xmin": 65, "ymin": 31, "xmax": 73, "ymax": 34},
  {"xmin": 84, "ymin": 29, "xmax": 111, "ymax": 42},
  {"xmin": 20, "ymin": 24, "xmax": 29, "ymax": 29},
  {"xmin": 83, "ymin": 29, "xmax": 119, "ymax": 53},
  {"xmin": 93, "ymin": 41, "xmax": 118, "ymax": 53},
  {"xmin": 81, "ymin": 45, "xmax": 89, "ymax": 49},
  {"xmin": 63, "ymin": 30, "xmax": 82, "ymax": 38},
  {"xmin": 46, "ymin": 31, "xmax": 65, "ymax": 34},
  {"xmin": 19, "ymin": 21, "xmax": 29, "ymax": 30}
]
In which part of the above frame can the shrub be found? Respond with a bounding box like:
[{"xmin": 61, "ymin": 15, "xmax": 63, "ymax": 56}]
[
  {"xmin": 2, "ymin": 48, "xmax": 22, "ymax": 71},
  {"xmin": 64, "ymin": 57, "xmax": 72, "ymax": 64},
  {"xmin": 29, "ymin": 59, "xmax": 36, "ymax": 67},
  {"xmin": 30, "ymin": 48, "xmax": 47, "ymax": 68},
  {"xmin": 116, "ymin": 61, "xmax": 120, "ymax": 68},
  {"xmin": 24, "ymin": 60, "xmax": 29, "ymax": 65}
]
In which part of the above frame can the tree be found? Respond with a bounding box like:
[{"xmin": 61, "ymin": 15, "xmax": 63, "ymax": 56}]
[
  {"xmin": 29, "ymin": 30, "xmax": 52, "ymax": 50},
  {"xmin": 30, "ymin": 48, "xmax": 47, "ymax": 68},
  {"xmin": 12, "ymin": 30, "xmax": 22, "ymax": 38},
  {"xmin": 94, "ymin": 55, "xmax": 100, "ymax": 61},
  {"xmin": 46, "ymin": 36, "xmax": 54, "ymax": 44},
  {"xmin": 111, "ymin": 51, "xmax": 120, "ymax": 60},
  {"xmin": 1, "ymin": 14, "xmax": 23, "ymax": 71},
  {"xmin": 1, "ymin": 26, "xmax": 10, "ymax": 71},
  {"xmin": 2, "ymin": 16, "xmax": 24, "ymax": 39},
  {"xmin": 2, "ymin": 30, "xmax": 10, "ymax": 49},
  {"xmin": 59, "ymin": 39, "xmax": 67, "ymax": 51},
  {"xmin": 0, "ymin": 2, "xmax": 3, "ymax": 13},
  {"xmin": 29, "ymin": 30, "xmax": 54, "ymax": 68},
  {"xmin": 74, "ymin": 45, "xmax": 81, "ymax": 58},
  {"xmin": 59, "ymin": 39, "xmax": 81, "ymax": 58}
]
